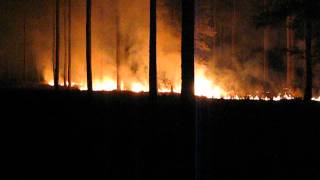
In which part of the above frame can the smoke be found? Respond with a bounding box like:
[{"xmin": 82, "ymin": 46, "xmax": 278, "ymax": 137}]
[{"xmin": 0, "ymin": 0, "xmax": 318, "ymax": 96}]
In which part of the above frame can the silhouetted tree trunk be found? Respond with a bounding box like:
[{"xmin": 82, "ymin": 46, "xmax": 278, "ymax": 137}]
[
  {"xmin": 23, "ymin": 14, "xmax": 27, "ymax": 82},
  {"xmin": 318, "ymin": 32, "xmax": 320, "ymax": 64},
  {"xmin": 54, "ymin": 0, "xmax": 60, "ymax": 90},
  {"xmin": 181, "ymin": 0, "xmax": 195, "ymax": 100},
  {"xmin": 64, "ymin": 0, "xmax": 67, "ymax": 87},
  {"xmin": 304, "ymin": 19, "xmax": 313, "ymax": 100},
  {"xmin": 220, "ymin": 24, "xmax": 224, "ymax": 60},
  {"xmin": 286, "ymin": 16, "xmax": 294, "ymax": 89},
  {"xmin": 211, "ymin": 0, "xmax": 216, "ymax": 62},
  {"xmin": 86, "ymin": 0, "xmax": 93, "ymax": 92},
  {"xmin": 116, "ymin": 1, "xmax": 121, "ymax": 91},
  {"xmin": 231, "ymin": 0, "xmax": 236, "ymax": 65},
  {"xmin": 68, "ymin": 0, "xmax": 72, "ymax": 87},
  {"xmin": 149, "ymin": 0, "xmax": 157, "ymax": 99},
  {"xmin": 263, "ymin": 0, "xmax": 269, "ymax": 88},
  {"xmin": 180, "ymin": 2, "xmax": 195, "ymax": 179}
]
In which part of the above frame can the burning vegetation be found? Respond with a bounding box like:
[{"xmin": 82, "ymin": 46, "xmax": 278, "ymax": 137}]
[{"xmin": 0, "ymin": 0, "xmax": 320, "ymax": 101}]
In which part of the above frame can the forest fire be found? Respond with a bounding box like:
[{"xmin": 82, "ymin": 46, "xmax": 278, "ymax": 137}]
[{"xmin": 45, "ymin": 64, "xmax": 319, "ymax": 102}]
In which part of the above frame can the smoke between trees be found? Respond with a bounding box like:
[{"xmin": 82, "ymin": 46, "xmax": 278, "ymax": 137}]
[{"xmin": 0, "ymin": 0, "xmax": 319, "ymax": 97}]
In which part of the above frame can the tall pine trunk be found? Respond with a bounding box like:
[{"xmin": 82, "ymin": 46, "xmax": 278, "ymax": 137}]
[
  {"xmin": 86, "ymin": 0, "xmax": 93, "ymax": 92},
  {"xmin": 64, "ymin": 0, "xmax": 68, "ymax": 87},
  {"xmin": 231, "ymin": 0, "xmax": 236, "ymax": 66},
  {"xmin": 304, "ymin": 19, "xmax": 312, "ymax": 100},
  {"xmin": 318, "ymin": 32, "xmax": 320, "ymax": 65},
  {"xmin": 23, "ymin": 14, "xmax": 27, "ymax": 82},
  {"xmin": 211, "ymin": 0, "xmax": 216, "ymax": 62},
  {"xmin": 286, "ymin": 16, "xmax": 294, "ymax": 89},
  {"xmin": 180, "ymin": 2, "xmax": 195, "ymax": 180},
  {"xmin": 149, "ymin": 0, "xmax": 157, "ymax": 99},
  {"xmin": 68, "ymin": 0, "xmax": 72, "ymax": 87},
  {"xmin": 181, "ymin": 0, "xmax": 195, "ymax": 99},
  {"xmin": 54, "ymin": 0, "xmax": 60, "ymax": 90},
  {"xmin": 263, "ymin": 0, "xmax": 269, "ymax": 88},
  {"xmin": 115, "ymin": 1, "xmax": 121, "ymax": 91}
]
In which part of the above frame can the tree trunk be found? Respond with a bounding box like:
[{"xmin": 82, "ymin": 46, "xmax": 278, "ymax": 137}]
[
  {"xmin": 231, "ymin": 0, "xmax": 236, "ymax": 66},
  {"xmin": 263, "ymin": 0, "xmax": 269, "ymax": 88},
  {"xmin": 211, "ymin": 0, "xmax": 216, "ymax": 62},
  {"xmin": 180, "ymin": 2, "xmax": 195, "ymax": 179},
  {"xmin": 64, "ymin": 0, "xmax": 67, "ymax": 87},
  {"xmin": 86, "ymin": 0, "xmax": 93, "ymax": 92},
  {"xmin": 52, "ymin": 0, "xmax": 56, "ymax": 83},
  {"xmin": 318, "ymin": 32, "xmax": 320, "ymax": 64},
  {"xmin": 304, "ymin": 19, "xmax": 312, "ymax": 101},
  {"xmin": 181, "ymin": 0, "xmax": 195, "ymax": 99},
  {"xmin": 286, "ymin": 16, "xmax": 294, "ymax": 89},
  {"xmin": 116, "ymin": 1, "xmax": 121, "ymax": 91},
  {"xmin": 68, "ymin": 0, "xmax": 72, "ymax": 87},
  {"xmin": 149, "ymin": 0, "xmax": 157, "ymax": 99},
  {"xmin": 54, "ymin": 0, "xmax": 60, "ymax": 90},
  {"xmin": 23, "ymin": 14, "xmax": 27, "ymax": 82},
  {"xmin": 263, "ymin": 27, "xmax": 270, "ymax": 88}
]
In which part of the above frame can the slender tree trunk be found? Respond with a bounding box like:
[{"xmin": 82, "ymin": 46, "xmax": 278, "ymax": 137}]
[
  {"xmin": 286, "ymin": 16, "xmax": 294, "ymax": 89},
  {"xmin": 64, "ymin": 0, "xmax": 68, "ymax": 87},
  {"xmin": 68, "ymin": 0, "xmax": 72, "ymax": 87},
  {"xmin": 86, "ymin": 0, "xmax": 93, "ymax": 92},
  {"xmin": 318, "ymin": 32, "xmax": 320, "ymax": 64},
  {"xmin": 23, "ymin": 15, "xmax": 27, "ymax": 82},
  {"xmin": 181, "ymin": 0, "xmax": 195, "ymax": 99},
  {"xmin": 52, "ymin": 0, "xmax": 56, "ymax": 83},
  {"xmin": 149, "ymin": 0, "xmax": 157, "ymax": 99},
  {"xmin": 263, "ymin": 28, "xmax": 270, "ymax": 87},
  {"xmin": 116, "ymin": 1, "xmax": 121, "ymax": 91},
  {"xmin": 211, "ymin": 0, "xmax": 216, "ymax": 62},
  {"xmin": 54, "ymin": 0, "xmax": 60, "ymax": 90},
  {"xmin": 231, "ymin": 0, "xmax": 236, "ymax": 65},
  {"xmin": 220, "ymin": 24, "xmax": 224, "ymax": 59},
  {"xmin": 263, "ymin": 0, "xmax": 269, "ymax": 88},
  {"xmin": 304, "ymin": 19, "xmax": 312, "ymax": 100}
]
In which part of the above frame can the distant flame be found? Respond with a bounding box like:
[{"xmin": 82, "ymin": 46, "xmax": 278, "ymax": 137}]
[
  {"xmin": 44, "ymin": 63, "xmax": 320, "ymax": 102},
  {"xmin": 312, "ymin": 96, "xmax": 320, "ymax": 102}
]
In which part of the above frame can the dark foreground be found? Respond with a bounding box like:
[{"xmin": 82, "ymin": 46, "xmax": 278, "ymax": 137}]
[{"xmin": 2, "ymin": 89, "xmax": 320, "ymax": 180}]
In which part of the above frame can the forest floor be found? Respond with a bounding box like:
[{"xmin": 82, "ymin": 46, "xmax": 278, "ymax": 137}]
[{"xmin": 2, "ymin": 88, "xmax": 320, "ymax": 180}]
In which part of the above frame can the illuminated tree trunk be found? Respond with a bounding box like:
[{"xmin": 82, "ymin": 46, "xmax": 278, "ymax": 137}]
[
  {"xmin": 86, "ymin": 0, "xmax": 93, "ymax": 92},
  {"xmin": 54, "ymin": 0, "xmax": 60, "ymax": 90},
  {"xmin": 286, "ymin": 16, "xmax": 294, "ymax": 89},
  {"xmin": 149, "ymin": 0, "xmax": 157, "ymax": 99},
  {"xmin": 68, "ymin": 0, "xmax": 72, "ymax": 87},
  {"xmin": 181, "ymin": 0, "xmax": 195, "ymax": 99},
  {"xmin": 304, "ymin": 19, "xmax": 313, "ymax": 101},
  {"xmin": 116, "ymin": 1, "xmax": 121, "ymax": 91}
]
